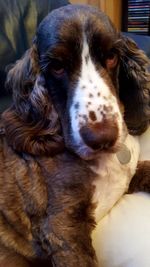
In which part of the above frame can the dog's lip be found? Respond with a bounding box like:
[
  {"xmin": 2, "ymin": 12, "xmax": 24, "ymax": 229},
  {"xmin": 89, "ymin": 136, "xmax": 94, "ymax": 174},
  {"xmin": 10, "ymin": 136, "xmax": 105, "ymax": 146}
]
[{"xmin": 75, "ymin": 143, "xmax": 118, "ymax": 161}]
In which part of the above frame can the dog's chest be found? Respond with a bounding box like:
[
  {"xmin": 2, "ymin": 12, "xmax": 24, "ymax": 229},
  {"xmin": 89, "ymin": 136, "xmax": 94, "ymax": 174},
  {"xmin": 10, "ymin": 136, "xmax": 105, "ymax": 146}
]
[
  {"xmin": 91, "ymin": 155, "xmax": 129, "ymax": 223},
  {"xmin": 91, "ymin": 135, "xmax": 140, "ymax": 223}
]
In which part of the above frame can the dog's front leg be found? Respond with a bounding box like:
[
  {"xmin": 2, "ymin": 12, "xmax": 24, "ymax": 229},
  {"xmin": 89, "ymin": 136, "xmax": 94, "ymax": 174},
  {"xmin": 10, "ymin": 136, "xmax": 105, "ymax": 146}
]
[
  {"xmin": 128, "ymin": 161, "xmax": 150, "ymax": 193},
  {"xmin": 38, "ymin": 208, "xmax": 98, "ymax": 267}
]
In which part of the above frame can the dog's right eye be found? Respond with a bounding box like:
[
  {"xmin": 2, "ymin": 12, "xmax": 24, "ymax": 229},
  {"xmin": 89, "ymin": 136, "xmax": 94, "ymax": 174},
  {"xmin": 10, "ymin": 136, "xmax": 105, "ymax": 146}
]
[{"xmin": 50, "ymin": 60, "xmax": 65, "ymax": 77}]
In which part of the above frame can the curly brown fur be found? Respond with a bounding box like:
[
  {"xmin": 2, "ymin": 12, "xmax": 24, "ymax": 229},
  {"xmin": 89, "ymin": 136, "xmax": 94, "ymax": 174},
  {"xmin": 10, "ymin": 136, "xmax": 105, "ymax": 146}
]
[
  {"xmin": 0, "ymin": 130, "xmax": 97, "ymax": 266},
  {"xmin": 2, "ymin": 106, "xmax": 64, "ymax": 156},
  {"xmin": 5, "ymin": 45, "xmax": 64, "ymax": 156},
  {"xmin": 117, "ymin": 36, "xmax": 150, "ymax": 135}
]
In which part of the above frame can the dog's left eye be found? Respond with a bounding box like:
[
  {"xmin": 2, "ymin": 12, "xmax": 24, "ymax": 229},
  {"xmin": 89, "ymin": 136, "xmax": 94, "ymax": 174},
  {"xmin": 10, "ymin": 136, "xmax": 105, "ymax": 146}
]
[
  {"xmin": 105, "ymin": 52, "xmax": 118, "ymax": 69},
  {"xmin": 50, "ymin": 60, "xmax": 65, "ymax": 77}
]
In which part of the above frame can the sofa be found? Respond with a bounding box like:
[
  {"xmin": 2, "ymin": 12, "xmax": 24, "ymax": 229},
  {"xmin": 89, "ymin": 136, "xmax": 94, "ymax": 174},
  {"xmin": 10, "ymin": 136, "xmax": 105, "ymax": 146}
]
[{"xmin": 0, "ymin": 1, "xmax": 150, "ymax": 266}]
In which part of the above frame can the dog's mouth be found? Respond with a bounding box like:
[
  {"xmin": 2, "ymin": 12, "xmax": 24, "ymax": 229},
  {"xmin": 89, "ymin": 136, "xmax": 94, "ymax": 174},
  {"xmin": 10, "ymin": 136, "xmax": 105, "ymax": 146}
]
[
  {"xmin": 67, "ymin": 140, "xmax": 121, "ymax": 161},
  {"xmin": 66, "ymin": 124, "xmax": 124, "ymax": 160},
  {"xmin": 66, "ymin": 124, "xmax": 127, "ymax": 161}
]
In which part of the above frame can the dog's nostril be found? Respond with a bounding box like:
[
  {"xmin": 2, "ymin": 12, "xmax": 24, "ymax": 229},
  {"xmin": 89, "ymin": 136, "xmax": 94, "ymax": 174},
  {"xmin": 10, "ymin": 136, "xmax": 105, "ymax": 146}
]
[{"xmin": 80, "ymin": 121, "xmax": 118, "ymax": 150}]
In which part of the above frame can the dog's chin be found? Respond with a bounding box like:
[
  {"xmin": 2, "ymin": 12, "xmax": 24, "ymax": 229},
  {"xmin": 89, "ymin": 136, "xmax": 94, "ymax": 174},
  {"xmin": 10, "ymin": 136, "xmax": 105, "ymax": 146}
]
[{"xmin": 75, "ymin": 146, "xmax": 99, "ymax": 161}]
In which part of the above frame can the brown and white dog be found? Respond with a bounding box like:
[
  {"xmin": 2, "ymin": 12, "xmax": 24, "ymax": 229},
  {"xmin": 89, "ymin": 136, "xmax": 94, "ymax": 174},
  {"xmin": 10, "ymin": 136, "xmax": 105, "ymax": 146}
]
[{"xmin": 0, "ymin": 4, "xmax": 150, "ymax": 267}]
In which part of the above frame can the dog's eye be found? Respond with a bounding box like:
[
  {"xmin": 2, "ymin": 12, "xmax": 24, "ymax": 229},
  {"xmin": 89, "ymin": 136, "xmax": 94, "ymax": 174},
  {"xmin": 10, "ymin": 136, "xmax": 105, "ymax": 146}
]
[
  {"xmin": 105, "ymin": 52, "xmax": 118, "ymax": 69},
  {"xmin": 50, "ymin": 60, "xmax": 65, "ymax": 76}
]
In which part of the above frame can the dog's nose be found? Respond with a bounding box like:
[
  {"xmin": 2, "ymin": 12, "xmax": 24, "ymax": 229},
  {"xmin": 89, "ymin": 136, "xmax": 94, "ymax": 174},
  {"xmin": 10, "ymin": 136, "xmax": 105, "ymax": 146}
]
[{"xmin": 80, "ymin": 121, "xmax": 118, "ymax": 150}]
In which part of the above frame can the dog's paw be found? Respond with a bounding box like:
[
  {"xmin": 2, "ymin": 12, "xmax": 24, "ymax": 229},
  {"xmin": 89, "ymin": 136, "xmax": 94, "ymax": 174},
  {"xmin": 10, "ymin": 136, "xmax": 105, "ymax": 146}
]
[{"xmin": 128, "ymin": 161, "xmax": 150, "ymax": 193}]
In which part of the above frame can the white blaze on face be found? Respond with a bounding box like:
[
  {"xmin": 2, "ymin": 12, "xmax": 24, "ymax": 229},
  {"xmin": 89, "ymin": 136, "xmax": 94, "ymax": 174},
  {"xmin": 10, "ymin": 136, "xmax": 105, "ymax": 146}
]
[{"xmin": 69, "ymin": 38, "xmax": 123, "ymax": 147}]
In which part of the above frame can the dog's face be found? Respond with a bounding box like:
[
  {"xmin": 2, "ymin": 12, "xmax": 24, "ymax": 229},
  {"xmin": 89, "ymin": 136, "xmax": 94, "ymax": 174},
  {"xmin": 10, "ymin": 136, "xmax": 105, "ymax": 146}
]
[
  {"xmin": 36, "ymin": 5, "xmax": 125, "ymax": 159},
  {"xmin": 4, "ymin": 5, "xmax": 150, "ymax": 159}
]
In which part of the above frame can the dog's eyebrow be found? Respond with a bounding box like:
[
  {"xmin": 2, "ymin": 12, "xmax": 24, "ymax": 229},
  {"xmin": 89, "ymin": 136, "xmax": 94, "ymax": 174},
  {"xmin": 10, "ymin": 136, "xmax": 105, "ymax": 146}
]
[
  {"xmin": 40, "ymin": 40, "xmax": 82, "ymax": 70},
  {"xmin": 39, "ymin": 57, "xmax": 50, "ymax": 72},
  {"xmin": 39, "ymin": 45, "xmax": 69, "ymax": 70},
  {"xmin": 47, "ymin": 45, "xmax": 71, "ymax": 58}
]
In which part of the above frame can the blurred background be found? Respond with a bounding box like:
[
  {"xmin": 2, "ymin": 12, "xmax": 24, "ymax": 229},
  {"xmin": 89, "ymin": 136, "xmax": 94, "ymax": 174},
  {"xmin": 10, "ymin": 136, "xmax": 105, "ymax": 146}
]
[
  {"xmin": 71, "ymin": 0, "xmax": 150, "ymax": 34},
  {"xmin": 71, "ymin": 0, "xmax": 122, "ymax": 30}
]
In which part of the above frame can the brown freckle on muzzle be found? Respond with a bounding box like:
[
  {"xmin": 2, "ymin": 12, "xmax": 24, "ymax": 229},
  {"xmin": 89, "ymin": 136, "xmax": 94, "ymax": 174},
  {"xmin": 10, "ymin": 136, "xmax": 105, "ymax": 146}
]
[
  {"xmin": 103, "ymin": 105, "xmax": 112, "ymax": 113},
  {"xmin": 89, "ymin": 93, "xmax": 93, "ymax": 98},
  {"xmin": 86, "ymin": 102, "xmax": 91, "ymax": 108},
  {"xmin": 74, "ymin": 102, "xmax": 79, "ymax": 110},
  {"xmin": 89, "ymin": 111, "xmax": 97, "ymax": 121}
]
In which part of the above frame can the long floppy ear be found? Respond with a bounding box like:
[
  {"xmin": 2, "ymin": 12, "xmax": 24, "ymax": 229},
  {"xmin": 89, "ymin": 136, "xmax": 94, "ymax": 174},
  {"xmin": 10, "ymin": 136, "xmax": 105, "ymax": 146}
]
[
  {"xmin": 117, "ymin": 35, "xmax": 150, "ymax": 135},
  {"xmin": 2, "ymin": 44, "xmax": 64, "ymax": 156}
]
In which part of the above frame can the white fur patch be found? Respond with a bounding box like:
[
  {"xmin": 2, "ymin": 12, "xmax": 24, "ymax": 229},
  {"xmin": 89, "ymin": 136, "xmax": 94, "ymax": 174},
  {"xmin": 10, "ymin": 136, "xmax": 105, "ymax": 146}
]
[
  {"xmin": 91, "ymin": 134, "xmax": 140, "ymax": 223},
  {"xmin": 69, "ymin": 38, "xmax": 123, "ymax": 147}
]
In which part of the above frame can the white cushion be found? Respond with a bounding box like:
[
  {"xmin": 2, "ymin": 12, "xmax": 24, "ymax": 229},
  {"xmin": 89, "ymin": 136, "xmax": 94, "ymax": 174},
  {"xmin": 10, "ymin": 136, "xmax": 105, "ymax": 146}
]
[{"xmin": 92, "ymin": 192, "xmax": 150, "ymax": 267}]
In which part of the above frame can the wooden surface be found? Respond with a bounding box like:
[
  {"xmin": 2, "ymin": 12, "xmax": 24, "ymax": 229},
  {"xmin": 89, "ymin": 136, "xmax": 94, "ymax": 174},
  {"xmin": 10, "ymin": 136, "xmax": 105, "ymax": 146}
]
[
  {"xmin": 70, "ymin": 0, "xmax": 100, "ymax": 8},
  {"xmin": 70, "ymin": 0, "xmax": 122, "ymax": 30}
]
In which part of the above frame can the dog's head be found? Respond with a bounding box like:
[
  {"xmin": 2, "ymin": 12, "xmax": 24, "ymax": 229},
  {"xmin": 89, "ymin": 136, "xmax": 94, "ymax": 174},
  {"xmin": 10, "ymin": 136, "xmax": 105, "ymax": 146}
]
[{"xmin": 4, "ymin": 5, "xmax": 150, "ymax": 159}]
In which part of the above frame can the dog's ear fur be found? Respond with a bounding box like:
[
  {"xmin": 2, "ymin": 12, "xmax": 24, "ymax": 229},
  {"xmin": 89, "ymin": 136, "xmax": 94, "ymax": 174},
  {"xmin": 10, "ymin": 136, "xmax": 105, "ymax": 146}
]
[
  {"xmin": 117, "ymin": 35, "xmax": 150, "ymax": 135},
  {"xmin": 2, "ymin": 44, "xmax": 64, "ymax": 156}
]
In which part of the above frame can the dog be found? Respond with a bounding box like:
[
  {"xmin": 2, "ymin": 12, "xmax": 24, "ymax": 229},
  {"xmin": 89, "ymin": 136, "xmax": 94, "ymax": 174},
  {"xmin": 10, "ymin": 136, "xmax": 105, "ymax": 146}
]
[{"xmin": 0, "ymin": 4, "xmax": 150, "ymax": 267}]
